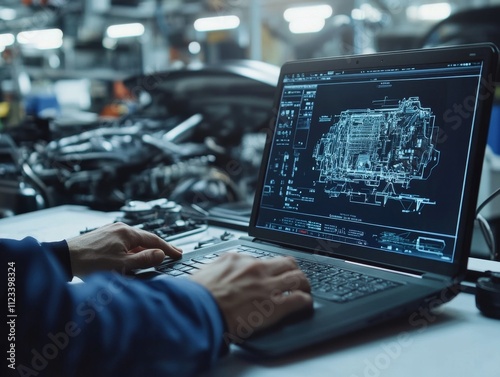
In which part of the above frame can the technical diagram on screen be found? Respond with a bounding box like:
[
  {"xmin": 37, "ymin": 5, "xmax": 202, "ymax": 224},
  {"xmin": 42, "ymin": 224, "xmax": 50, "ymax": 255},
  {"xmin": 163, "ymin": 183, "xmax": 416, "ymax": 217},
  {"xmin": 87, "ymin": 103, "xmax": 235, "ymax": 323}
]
[
  {"xmin": 255, "ymin": 60, "xmax": 486, "ymax": 263},
  {"xmin": 312, "ymin": 96, "xmax": 440, "ymax": 213}
]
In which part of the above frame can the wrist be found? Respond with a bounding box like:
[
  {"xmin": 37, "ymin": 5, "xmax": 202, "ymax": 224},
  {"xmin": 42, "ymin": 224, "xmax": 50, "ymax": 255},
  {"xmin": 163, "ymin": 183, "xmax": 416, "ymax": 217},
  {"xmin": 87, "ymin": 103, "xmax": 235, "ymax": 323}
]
[{"xmin": 67, "ymin": 237, "xmax": 86, "ymax": 278}]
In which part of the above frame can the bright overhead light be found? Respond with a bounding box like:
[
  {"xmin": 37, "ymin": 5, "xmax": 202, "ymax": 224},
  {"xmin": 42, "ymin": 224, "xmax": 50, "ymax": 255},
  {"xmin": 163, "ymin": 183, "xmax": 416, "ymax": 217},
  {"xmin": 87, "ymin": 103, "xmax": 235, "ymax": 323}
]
[
  {"xmin": 17, "ymin": 28, "xmax": 63, "ymax": 45},
  {"xmin": 0, "ymin": 8, "xmax": 16, "ymax": 21},
  {"xmin": 35, "ymin": 39, "xmax": 64, "ymax": 50},
  {"xmin": 102, "ymin": 36, "xmax": 117, "ymax": 50},
  {"xmin": 289, "ymin": 18, "xmax": 326, "ymax": 34},
  {"xmin": 188, "ymin": 41, "xmax": 201, "ymax": 54},
  {"xmin": 407, "ymin": 3, "xmax": 451, "ymax": 21},
  {"xmin": 0, "ymin": 33, "xmax": 14, "ymax": 47},
  {"xmin": 194, "ymin": 15, "xmax": 240, "ymax": 32},
  {"xmin": 284, "ymin": 4, "xmax": 333, "ymax": 22},
  {"xmin": 17, "ymin": 28, "xmax": 63, "ymax": 50},
  {"xmin": 351, "ymin": 3, "xmax": 383, "ymax": 22},
  {"xmin": 106, "ymin": 23, "xmax": 145, "ymax": 39}
]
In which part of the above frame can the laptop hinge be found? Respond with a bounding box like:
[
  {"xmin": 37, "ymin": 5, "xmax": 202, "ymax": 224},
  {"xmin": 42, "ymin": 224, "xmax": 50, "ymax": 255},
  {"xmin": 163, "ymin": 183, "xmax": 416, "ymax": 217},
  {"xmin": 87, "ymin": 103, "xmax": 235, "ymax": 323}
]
[
  {"xmin": 422, "ymin": 272, "xmax": 454, "ymax": 283},
  {"xmin": 345, "ymin": 260, "xmax": 423, "ymax": 279}
]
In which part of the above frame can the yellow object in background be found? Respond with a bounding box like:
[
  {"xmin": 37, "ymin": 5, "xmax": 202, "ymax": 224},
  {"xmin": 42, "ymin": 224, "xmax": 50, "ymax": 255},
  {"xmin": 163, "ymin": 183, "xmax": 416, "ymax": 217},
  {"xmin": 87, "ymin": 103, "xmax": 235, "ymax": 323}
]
[{"xmin": 0, "ymin": 102, "xmax": 9, "ymax": 118}]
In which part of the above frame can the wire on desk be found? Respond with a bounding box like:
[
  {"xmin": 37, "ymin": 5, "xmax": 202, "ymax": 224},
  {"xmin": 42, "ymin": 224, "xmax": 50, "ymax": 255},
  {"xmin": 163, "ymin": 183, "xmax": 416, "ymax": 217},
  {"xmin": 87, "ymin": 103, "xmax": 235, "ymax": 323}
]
[{"xmin": 475, "ymin": 187, "xmax": 500, "ymax": 260}]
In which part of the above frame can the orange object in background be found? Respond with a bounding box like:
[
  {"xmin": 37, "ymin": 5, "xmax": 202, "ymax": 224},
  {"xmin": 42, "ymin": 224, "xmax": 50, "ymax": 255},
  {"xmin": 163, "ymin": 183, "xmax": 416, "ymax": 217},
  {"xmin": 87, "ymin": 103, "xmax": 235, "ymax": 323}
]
[
  {"xmin": 100, "ymin": 103, "xmax": 129, "ymax": 118},
  {"xmin": 100, "ymin": 81, "xmax": 136, "ymax": 118},
  {"xmin": 22, "ymin": 0, "xmax": 49, "ymax": 7},
  {"xmin": 22, "ymin": 0, "xmax": 50, "ymax": 6},
  {"xmin": 113, "ymin": 81, "xmax": 135, "ymax": 101}
]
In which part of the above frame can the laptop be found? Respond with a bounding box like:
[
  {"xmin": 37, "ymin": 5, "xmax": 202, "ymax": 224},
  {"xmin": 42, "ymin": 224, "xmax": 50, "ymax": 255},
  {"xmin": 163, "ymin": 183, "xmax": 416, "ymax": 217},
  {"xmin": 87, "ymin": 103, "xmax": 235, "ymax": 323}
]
[{"xmin": 154, "ymin": 43, "xmax": 499, "ymax": 357}]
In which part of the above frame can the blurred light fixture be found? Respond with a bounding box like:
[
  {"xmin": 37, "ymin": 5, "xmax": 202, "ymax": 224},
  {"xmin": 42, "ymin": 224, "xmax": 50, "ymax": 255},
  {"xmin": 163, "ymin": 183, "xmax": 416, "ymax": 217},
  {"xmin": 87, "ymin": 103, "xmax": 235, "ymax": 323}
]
[
  {"xmin": 284, "ymin": 4, "xmax": 332, "ymax": 34},
  {"xmin": 188, "ymin": 41, "xmax": 201, "ymax": 54},
  {"xmin": 194, "ymin": 15, "xmax": 240, "ymax": 32},
  {"xmin": 17, "ymin": 28, "xmax": 63, "ymax": 50},
  {"xmin": 102, "ymin": 36, "xmax": 117, "ymax": 50},
  {"xmin": 406, "ymin": 3, "xmax": 451, "ymax": 21},
  {"xmin": 48, "ymin": 54, "xmax": 61, "ymax": 69},
  {"xmin": 289, "ymin": 18, "xmax": 326, "ymax": 34},
  {"xmin": 0, "ymin": 7, "xmax": 16, "ymax": 21},
  {"xmin": 351, "ymin": 3, "xmax": 383, "ymax": 22},
  {"xmin": 0, "ymin": 33, "xmax": 15, "ymax": 47},
  {"xmin": 106, "ymin": 23, "xmax": 145, "ymax": 39},
  {"xmin": 283, "ymin": 4, "xmax": 333, "ymax": 22},
  {"xmin": 351, "ymin": 8, "xmax": 363, "ymax": 20},
  {"xmin": 331, "ymin": 14, "xmax": 351, "ymax": 27}
]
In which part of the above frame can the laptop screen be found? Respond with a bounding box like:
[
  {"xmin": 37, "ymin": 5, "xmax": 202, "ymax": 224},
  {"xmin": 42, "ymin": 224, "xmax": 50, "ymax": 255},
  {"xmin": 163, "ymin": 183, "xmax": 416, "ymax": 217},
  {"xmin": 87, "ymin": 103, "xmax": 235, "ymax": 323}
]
[{"xmin": 252, "ymin": 46, "xmax": 497, "ymax": 273}]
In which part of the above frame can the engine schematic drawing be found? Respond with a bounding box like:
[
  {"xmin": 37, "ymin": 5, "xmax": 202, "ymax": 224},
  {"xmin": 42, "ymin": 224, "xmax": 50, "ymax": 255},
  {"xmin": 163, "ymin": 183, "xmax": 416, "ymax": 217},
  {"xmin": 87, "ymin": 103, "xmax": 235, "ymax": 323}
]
[{"xmin": 313, "ymin": 97, "xmax": 440, "ymax": 213}]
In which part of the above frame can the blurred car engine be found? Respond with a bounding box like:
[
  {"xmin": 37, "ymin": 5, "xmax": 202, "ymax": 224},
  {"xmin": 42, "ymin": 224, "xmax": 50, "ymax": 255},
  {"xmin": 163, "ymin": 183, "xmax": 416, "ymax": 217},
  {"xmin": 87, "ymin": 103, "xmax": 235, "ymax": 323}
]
[{"xmin": 0, "ymin": 60, "xmax": 279, "ymax": 217}]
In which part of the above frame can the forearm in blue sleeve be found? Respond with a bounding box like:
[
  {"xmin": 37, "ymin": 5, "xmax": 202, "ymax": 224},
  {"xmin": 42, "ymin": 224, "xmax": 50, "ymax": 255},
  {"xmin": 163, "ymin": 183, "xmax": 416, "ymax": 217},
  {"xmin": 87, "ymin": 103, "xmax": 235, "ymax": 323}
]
[
  {"xmin": 1, "ymin": 237, "xmax": 227, "ymax": 377},
  {"xmin": 41, "ymin": 239, "xmax": 73, "ymax": 280}
]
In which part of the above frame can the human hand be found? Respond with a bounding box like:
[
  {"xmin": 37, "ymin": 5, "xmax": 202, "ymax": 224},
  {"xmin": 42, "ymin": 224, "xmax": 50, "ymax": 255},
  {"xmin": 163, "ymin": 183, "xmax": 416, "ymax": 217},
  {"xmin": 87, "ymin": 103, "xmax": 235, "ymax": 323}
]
[
  {"xmin": 67, "ymin": 222, "xmax": 182, "ymax": 277},
  {"xmin": 189, "ymin": 252, "xmax": 312, "ymax": 342}
]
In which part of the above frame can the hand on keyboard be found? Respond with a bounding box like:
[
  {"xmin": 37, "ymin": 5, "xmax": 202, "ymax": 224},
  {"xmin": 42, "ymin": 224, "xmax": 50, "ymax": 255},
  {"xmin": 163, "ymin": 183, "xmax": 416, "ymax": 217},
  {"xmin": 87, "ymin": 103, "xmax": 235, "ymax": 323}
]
[
  {"xmin": 189, "ymin": 252, "xmax": 313, "ymax": 343},
  {"xmin": 67, "ymin": 222, "xmax": 183, "ymax": 277}
]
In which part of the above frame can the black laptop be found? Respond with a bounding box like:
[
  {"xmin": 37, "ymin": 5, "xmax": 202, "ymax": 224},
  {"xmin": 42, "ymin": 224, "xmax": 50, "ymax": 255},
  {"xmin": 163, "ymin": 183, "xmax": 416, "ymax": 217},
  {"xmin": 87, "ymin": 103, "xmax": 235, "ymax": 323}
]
[{"xmin": 154, "ymin": 43, "xmax": 499, "ymax": 356}]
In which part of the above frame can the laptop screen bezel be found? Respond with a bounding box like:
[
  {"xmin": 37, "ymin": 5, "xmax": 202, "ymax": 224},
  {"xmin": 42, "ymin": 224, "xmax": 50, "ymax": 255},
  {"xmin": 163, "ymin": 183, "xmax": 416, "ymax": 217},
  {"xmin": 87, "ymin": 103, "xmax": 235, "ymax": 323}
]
[{"xmin": 249, "ymin": 43, "xmax": 499, "ymax": 278}]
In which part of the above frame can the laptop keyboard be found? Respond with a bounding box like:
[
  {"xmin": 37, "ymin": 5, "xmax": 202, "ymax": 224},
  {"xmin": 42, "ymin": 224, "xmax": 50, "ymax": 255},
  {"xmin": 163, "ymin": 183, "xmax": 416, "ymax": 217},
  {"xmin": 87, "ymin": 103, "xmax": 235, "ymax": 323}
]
[{"xmin": 155, "ymin": 246, "xmax": 401, "ymax": 303}]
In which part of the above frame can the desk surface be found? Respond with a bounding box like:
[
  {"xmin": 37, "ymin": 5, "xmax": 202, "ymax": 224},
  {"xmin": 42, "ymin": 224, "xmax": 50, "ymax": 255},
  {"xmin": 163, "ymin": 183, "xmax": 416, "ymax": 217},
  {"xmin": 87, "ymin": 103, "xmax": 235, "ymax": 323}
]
[
  {"xmin": 209, "ymin": 292, "xmax": 499, "ymax": 377},
  {"xmin": 2, "ymin": 206, "xmax": 499, "ymax": 377}
]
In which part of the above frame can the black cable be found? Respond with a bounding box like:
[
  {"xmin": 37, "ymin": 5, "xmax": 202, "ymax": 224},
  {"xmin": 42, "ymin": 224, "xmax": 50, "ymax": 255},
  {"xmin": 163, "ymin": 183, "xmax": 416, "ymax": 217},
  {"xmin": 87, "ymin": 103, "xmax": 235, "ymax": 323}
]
[
  {"xmin": 476, "ymin": 214, "xmax": 495, "ymax": 257},
  {"xmin": 475, "ymin": 187, "xmax": 500, "ymax": 260},
  {"xmin": 476, "ymin": 186, "xmax": 500, "ymax": 216}
]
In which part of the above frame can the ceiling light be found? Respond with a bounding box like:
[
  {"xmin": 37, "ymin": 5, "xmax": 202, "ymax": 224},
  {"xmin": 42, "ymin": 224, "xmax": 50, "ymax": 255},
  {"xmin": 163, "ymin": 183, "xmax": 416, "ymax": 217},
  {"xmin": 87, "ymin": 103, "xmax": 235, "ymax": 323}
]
[
  {"xmin": 407, "ymin": 3, "xmax": 451, "ymax": 21},
  {"xmin": 289, "ymin": 18, "xmax": 326, "ymax": 34},
  {"xmin": 36, "ymin": 40, "xmax": 63, "ymax": 50},
  {"xmin": 351, "ymin": 3, "xmax": 383, "ymax": 22},
  {"xmin": 284, "ymin": 4, "xmax": 333, "ymax": 22},
  {"xmin": 102, "ymin": 36, "xmax": 117, "ymax": 50},
  {"xmin": 17, "ymin": 28, "xmax": 63, "ymax": 50},
  {"xmin": 188, "ymin": 41, "xmax": 201, "ymax": 54},
  {"xmin": 351, "ymin": 8, "xmax": 364, "ymax": 20},
  {"xmin": 106, "ymin": 23, "xmax": 145, "ymax": 39},
  {"xmin": 0, "ymin": 8, "xmax": 16, "ymax": 21},
  {"xmin": 17, "ymin": 28, "xmax": 63, "ymax": 45},
  {"xmin": 194, "ymin": 15, "xmax": 240, "ymax": 32},
  {"xmin": 0, "ymin": 33, "xmax": 14, "ymax": 47}
]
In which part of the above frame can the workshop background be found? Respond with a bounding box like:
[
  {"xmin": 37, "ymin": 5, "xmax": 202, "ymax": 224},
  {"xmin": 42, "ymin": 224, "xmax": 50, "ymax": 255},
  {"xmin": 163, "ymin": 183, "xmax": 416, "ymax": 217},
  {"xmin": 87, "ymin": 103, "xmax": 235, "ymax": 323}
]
[{"xmin": 0, "ymin": 0, "xmax": 500, "ymax": 259}]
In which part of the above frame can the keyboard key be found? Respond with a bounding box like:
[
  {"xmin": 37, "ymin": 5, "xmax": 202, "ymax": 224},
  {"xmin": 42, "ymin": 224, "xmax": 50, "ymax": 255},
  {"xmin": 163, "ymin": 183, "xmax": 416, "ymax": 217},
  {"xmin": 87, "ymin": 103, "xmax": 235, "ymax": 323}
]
[
  {"xmin": 191, "ymin": 258, "xmax": 216, "ymax": 264},
  {"xmin": 165, "ymin": 269, "xmax": 185, "ymax": 277}
]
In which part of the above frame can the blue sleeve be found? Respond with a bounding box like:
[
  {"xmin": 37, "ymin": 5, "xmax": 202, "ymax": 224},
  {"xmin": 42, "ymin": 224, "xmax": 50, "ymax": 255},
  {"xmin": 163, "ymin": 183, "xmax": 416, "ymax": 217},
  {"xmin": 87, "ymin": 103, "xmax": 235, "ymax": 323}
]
[
  {"xmin": 1, "ymin": 237, "xmax": 228, "ymax": 377},
  {"xmin": 40, "ymin": 239, "xmax": 73, "ymax": 280}
]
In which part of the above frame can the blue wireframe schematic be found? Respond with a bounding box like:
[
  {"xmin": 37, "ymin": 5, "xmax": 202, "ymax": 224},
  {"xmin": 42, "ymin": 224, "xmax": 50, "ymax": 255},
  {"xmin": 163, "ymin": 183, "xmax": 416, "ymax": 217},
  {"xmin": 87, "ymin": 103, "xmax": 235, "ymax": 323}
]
[{"xmin": 313, "ymin": 97, "xmax": 440, "ymax": 213}]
